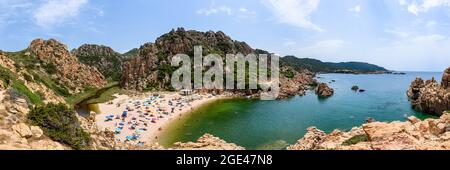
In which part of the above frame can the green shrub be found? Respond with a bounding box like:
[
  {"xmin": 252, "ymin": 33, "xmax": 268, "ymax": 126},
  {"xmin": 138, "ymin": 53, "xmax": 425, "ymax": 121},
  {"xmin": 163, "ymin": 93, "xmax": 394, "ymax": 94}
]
[
  {"xmin": 1, "ymin": 66, "xmax": 42, "ymax": 105},
  {"xmin": 31, "ymin": 72, "xmax": 70, "ymax": 97},
  {"xmin": 43, "ymin": 63, "xmax": 57, "ymax": 74},
  {"xmin": 23, "ymin": 73, "xmax": 34, "ymax": 82},
  {"xmin": 342, "ymin": 134, "xmax": 369, "ymax": 146},
  {"xmin": 282, "ymin": 69, "xmax": 295, "ymax": 79},
  {"xmin": 11, "ymin": 80, "xmax": 42, "ymax": 105},
  {"xmin": 28, "ymin": 103, "xmax": 91, "ymax": 150}
]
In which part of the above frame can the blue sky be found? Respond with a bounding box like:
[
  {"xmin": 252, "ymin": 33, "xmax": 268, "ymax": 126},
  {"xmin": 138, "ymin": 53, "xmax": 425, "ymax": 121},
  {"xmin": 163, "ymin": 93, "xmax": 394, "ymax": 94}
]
[{"xmin": 1, "ymin": 0, "xmax": 450, "ymax": 71}]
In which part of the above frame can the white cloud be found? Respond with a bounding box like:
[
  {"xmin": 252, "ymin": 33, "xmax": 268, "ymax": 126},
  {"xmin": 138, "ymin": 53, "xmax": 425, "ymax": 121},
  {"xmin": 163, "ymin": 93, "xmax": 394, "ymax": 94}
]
[
  {"xmin": 399, "ymin": 0, "xmax": 450, "ymax": 15},
  {"xmin": 373, "ymin": 34, "xmax": 450, "ymax": 71},
  {"xmin": 348, "ymin": 5, "xmax": 361, "ymax": 13},
  {"xmin": 0, "ymin": 0, "xmax": 33, "ymax": 26},
  {"xmin": 263, "ymin": 0, "xmax": 323, "ymax": 32},
  {"xmin": 385, "ymin": 29, "xmax": 410, "ymax": 38},
  {"xmin": 196, "ymin": 5, "xmax": 256, "ymax": 19},
  {"xmin": 297, "ymin": 39, "xmax": 345, "ymax": 57},
  {"xmin": 34, "ymin": 0, "xmax": 88, "ymax": 27},
  {"xmin": 196, "ymin": 6, "xmax": 233, "ymax": 16}
]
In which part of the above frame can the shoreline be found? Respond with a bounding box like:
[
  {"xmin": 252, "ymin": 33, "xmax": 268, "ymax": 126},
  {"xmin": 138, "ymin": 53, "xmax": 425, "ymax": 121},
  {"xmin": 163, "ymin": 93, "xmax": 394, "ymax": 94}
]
[{"xmin": 94, "ymin": 91, "xmax": 231, "ymax": 147}]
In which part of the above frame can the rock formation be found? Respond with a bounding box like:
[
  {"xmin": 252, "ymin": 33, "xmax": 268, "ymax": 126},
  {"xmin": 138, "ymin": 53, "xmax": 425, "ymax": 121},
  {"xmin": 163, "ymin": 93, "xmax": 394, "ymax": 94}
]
[
  {"xmin": 29, "ymin": 39, "xmax": 107, "ymax": 93},
  {"xmin": 121, "ymin": 28, "xmax": 314, "ymax": 98},
  {"xmin": 121, "ymin": 28, "xmax": 254, "ymax": 91},
  {"xmin": 442, "ymin": 67, "xmax": 450, "ymax": 89},
  {"xmin": 278, "ymin": 68, "xmax": 316, "ymax": 99},
  {"xmin": 0, "ymin": 91, "xmax": 67, "ymax": 150},
  {"xmin": 315, "ymin": 83, "xmax": 334, "ymax": 97},
  {"xmin": 71, "ymin": 44, "xmax": 122, "ymax": 81},
  {"xmin": 171, "ymin": 134, "xmax": 245, "ymax": 150},
  {"xmin": 407, "ymin": 68, "xmax": 450, "ymax": 116},
  {"xmin": 288, "ymin": 112, "xmax": 450, "ymax": 150}
]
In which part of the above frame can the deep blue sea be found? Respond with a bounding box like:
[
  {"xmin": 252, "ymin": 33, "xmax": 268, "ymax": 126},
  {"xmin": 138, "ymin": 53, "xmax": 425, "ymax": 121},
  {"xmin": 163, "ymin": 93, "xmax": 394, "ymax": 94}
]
[{"xmin": 160, "ymin": 72, "xmax": 443, "ymax": 149}]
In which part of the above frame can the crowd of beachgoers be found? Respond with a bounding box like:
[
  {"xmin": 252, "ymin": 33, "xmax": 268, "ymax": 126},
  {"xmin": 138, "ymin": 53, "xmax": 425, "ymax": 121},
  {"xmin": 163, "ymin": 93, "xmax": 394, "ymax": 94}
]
[{"xmin": 95, "ymin": 92, "xmax": 225, "ymax": 146}]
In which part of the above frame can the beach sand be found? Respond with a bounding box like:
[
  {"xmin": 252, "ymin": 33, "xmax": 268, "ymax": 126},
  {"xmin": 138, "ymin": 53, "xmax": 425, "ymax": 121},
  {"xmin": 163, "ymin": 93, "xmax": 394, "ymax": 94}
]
[{"xmin": 95, "ymin": 92, "xmax": 226, "ymax": 146}]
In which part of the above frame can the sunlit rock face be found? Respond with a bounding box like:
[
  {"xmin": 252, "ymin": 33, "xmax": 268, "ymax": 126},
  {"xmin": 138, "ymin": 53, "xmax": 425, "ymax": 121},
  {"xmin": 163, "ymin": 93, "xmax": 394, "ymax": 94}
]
[{"xmin": 407, "ymin": 67, "xmax": 450, "ymax": 116}]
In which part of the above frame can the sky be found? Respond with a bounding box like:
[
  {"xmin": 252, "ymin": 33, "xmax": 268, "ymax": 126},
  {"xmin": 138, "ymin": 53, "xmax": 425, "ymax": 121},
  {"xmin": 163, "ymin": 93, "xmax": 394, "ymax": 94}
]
[{"xmin": 1, "ymin": 0, "xmax": 450, "ymax": 71}]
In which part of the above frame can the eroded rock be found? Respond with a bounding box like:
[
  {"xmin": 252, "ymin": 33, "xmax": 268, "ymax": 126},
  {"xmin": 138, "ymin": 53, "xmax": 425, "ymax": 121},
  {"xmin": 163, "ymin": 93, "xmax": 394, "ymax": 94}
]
[{"xmin": 315, "ymin": 83, "xmax": 334, "ymax": 97}]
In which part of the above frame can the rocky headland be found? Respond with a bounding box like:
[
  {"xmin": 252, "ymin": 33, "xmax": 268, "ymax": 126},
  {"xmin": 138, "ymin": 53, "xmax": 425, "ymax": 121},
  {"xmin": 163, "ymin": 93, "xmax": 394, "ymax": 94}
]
[{"xmin": 407, "ymin": 67, "xmax": 450, "ymax": 116}]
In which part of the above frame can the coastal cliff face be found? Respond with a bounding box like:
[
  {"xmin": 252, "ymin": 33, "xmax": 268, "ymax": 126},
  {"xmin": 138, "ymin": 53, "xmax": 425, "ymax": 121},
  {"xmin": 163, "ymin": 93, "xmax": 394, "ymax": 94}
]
[
  {"xmin": 288, "ymin": 112, "xmax": 450, "ymax": 150},
  {"xmin": 29, "ymin": 39, "xmax": 107, "ymax": 93},
  {"xmin": 407, "ymin": 67, "xmax": 450, "ymax": 116},
  {"xmin": 71, "ymin": 44, "xmax": 122, "ymax": 81},
  {"xmin": 121, "ymin": 28, "xmax": 314, "ymax": 98}
]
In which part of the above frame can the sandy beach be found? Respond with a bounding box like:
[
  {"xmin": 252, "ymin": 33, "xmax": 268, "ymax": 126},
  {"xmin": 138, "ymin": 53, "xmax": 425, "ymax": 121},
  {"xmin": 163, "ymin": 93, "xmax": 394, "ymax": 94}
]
[{"xmin": 95, "ymin": 92, "xmax": 227, "ymax": 146}]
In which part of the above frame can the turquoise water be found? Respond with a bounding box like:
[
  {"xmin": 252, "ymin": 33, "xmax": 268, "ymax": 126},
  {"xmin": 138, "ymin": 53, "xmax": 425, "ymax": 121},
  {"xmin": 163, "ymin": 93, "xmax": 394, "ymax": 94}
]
[{"xmin": 160, "ymin": 72, "xmax": 442, "ymax": 150}]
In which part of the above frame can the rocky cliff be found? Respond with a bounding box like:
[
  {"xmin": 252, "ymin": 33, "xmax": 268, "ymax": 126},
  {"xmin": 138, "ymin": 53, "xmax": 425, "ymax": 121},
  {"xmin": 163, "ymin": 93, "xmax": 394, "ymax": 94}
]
[
  {"xmin": 121, "ymin": 28, "xmax": 315, "ymax": 98},
  {"xmin": 29, "ymin": 39, "xmax": 107, "ymax": 93},
  {"xmin": 407, "ymin": 67, "xmax": 450, "ymax": 116},
  {"xmin": 71, "ymin": 44, "xmax": 122, "ymax": 81},
  {"xmin": 288, "ymin": 112, "xmax": 450, "ymax": 150}
]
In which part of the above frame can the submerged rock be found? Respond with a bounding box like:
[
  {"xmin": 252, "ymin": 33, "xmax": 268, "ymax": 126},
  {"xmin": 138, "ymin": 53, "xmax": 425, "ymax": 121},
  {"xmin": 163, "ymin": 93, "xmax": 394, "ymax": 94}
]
[{"xmin": 315, "ymin": 83, "xmax": 334, "ymax": 97}]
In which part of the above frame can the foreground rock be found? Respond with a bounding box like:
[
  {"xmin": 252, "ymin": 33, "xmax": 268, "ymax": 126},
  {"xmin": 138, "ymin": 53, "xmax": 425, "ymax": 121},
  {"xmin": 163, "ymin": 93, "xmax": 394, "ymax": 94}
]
[
  {"xmin": 172, "ymin": 134, "xmax": 245, "ymax": 150},
  {"xmin": 407, "ymin": 67, "xmax": 450, "ymax": 116},
  {"xmin": 315, "ymin": 83, "xmax": 334, "ymax": 97},
  {"xmin": 288, "ymin": 112, "xmax": 450, "ymax": 150}
]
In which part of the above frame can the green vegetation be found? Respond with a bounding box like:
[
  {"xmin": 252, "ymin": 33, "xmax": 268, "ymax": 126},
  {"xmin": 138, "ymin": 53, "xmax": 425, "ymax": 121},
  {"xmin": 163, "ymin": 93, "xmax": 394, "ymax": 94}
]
[
  {"xmin": 85, "ymin": 86, "xmax": 125, "ymax": 104},
  {"xmin": 31, "ymin": 71, "xmax": 70, "ymax": 97},
  {"xmin": 282, "ymin": 69, "xmax": 295, "ymax": 79},
  {"xmin": 42, "ymin": 63, "xmax": 57, "ymax": 74},
  {"xmin": 72, "ymin": 44, "xmax": 122, "ymax": 81},
  {"xmin": 0, "ymin": 66, "xmax": 42, "ymax": 105},
  {"xmin": 66, "ymin": 82, "xmax": 119, "ymax": 106},
  {"xmin": 281, "ymin": 55, "xmax": 387, "ymax": 73},
  {"xmin": 6, "ymin": 50, "xmax": 40, "ymax": 70},
  {"xmin": 342, "ymin": 134, "xmax": 369, "ymax": 146},
  {"xmin": 28, "ymin": 103, "xmax": 91, "ymax": 150}
]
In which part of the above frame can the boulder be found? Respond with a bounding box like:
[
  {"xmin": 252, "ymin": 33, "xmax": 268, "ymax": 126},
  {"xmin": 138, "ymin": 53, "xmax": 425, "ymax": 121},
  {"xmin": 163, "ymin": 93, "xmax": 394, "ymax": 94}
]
[
  {"xmin": 12, "ymin": 123, "xmax": 33, "ymax": 138},
  {"xmin": 362, "ymin": 121, "xmax": 408, "ymax": 141},
  {"xmin": 286, "ymin": 127, "xmax": 326, "ymax": 150},
  {"xmin": 30, "ymin": 126, "xmax": 44, "ymax": 138},
  {"xmin": 172, "ymin": 134, "xmax": 245, "ymax": 150},
  {"xmin": 442, "ymin": 67, "xmax": 450, "ymax": 89},
  {"xmin": 407, "ymin": 116, "xmax": 420, "ymax": 124},
  {"xmin": 315, "ymin": 83, "xmax": 334, "ymax": 97},
  {"xmin": 0, "ymin": 80, "xmax": 4, "ymax": 90}
]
